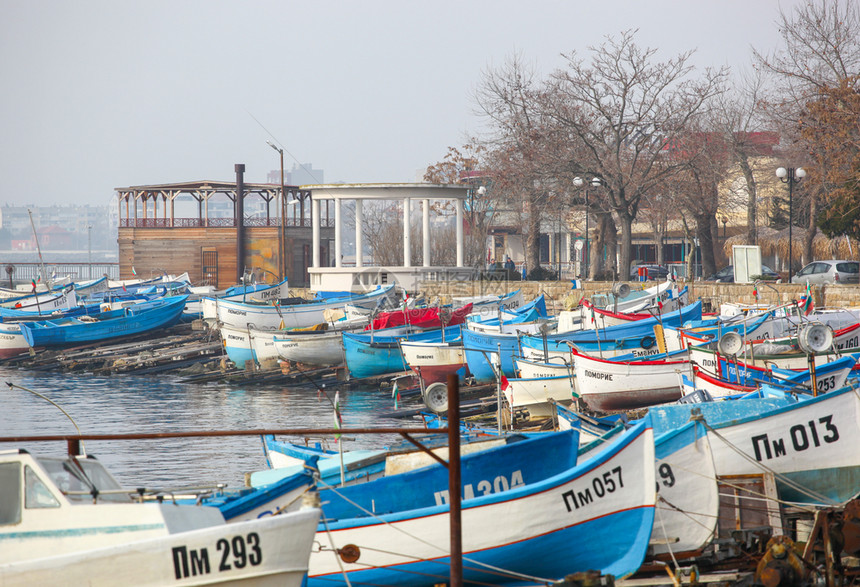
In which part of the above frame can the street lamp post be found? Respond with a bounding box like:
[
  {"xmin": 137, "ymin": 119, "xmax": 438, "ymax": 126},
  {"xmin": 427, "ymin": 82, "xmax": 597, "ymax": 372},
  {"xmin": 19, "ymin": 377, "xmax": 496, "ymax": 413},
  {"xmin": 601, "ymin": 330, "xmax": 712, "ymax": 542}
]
[
  {"xmin": 267, "ymin": 141, "xmax": 287, "ymax": 281},
  {"xmin": 776, "ymin": 167, "xmax": 806, "ymax": 282},
  {"xmin": 573, "ymin": 176, "xmax": 602, "ymax": 280}
]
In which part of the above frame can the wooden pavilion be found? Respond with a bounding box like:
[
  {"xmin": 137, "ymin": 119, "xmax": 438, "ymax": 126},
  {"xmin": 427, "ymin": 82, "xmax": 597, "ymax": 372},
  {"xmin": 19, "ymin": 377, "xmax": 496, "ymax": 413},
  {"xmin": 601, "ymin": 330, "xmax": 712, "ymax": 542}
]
[{"xmin": 115, "ymin": 164, "xmax": 334, "ymax": 289}]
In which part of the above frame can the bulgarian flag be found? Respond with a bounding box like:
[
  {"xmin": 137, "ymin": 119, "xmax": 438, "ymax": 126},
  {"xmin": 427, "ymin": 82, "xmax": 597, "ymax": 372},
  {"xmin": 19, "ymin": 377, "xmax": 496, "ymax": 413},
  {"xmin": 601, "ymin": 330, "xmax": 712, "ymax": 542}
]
[
  {"xmin": 392, "ymin": 380, "xmax": 400, "ymax": 409},
  {"xmin": 798, "ymin": 282, "xmax": 814, "ymax": 316},
  {"xmin": 30, "ymin": 278, "xmax": 37, "ymax": 290},
  {"xmin": 333, "ymin": 391, "xmax": 343, "ymax": 439}
]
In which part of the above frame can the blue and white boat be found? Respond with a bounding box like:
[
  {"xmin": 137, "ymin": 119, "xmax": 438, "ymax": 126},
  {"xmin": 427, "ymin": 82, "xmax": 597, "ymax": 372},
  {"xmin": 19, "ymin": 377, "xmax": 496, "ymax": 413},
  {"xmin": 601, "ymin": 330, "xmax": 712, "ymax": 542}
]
[
  {"xmin": 18, "ymin": 295, "xmax": 188, "ymax": 348},
  {"xmin": 343, "ymin": 324, "xmax": 462, "ymax": 379},
  {"xmin": 462, "ymin": 327, "xmax": 521, "ymax": 384},
  {"xmin": 214, "ymin": 284, "xmax": 396, "ymax": 330},
  {"xmin": 306, "ymin": 416, "xmax": 655, "ymax": 585}
]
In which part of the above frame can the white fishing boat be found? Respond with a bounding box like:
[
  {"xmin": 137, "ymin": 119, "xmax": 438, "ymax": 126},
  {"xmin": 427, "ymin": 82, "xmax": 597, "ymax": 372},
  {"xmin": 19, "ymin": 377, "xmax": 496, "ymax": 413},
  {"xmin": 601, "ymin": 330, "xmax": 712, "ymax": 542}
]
[
  {"xmin": 453, "ymin": 289, "xmax": 524, "ymax": 316},
  {"xmin": 573, "ymin": 349, "xmax": 691, "ymax": 412},
  {"xmin": 0, "ymin": 286, "xmax": 77, "ymax": 312},
  {"xmin": 108, "ymin": 271, "xmax": 190, "ymax": 289},
  {"xmin": 400, "ymin": 340, "xmax": 467, "ymax": 385},
  {"xmin": 274, "ymin": 330, "xmax": 347, "ymax": 367},
  {"xmin": 514, "ymin": 356, "xmax": 574, "ymax": 379},
  {"xmin": 689, "ymin": 344, "xmax": 841, "ymax": 372},
  {"xmin": 699, "ymin": 385, "xmax": 860, "ymax": 505},
  {"xmin": 0, "ymin": 449, "xmax": 320, "ymax": 586},
  {"xmin": 216, "ymin": 285, "xmax": 396, "ymax": 330},
  {"xmin": 502, "ymin": 373, "xmax": 578, "ymax": 417},
  {"xmin": 200, "ymin": 278, "xmax": 292, "ymax": 323},
  {"xmin": 0, "ymin": 322, "xmax": 30, "ymax": 359}
]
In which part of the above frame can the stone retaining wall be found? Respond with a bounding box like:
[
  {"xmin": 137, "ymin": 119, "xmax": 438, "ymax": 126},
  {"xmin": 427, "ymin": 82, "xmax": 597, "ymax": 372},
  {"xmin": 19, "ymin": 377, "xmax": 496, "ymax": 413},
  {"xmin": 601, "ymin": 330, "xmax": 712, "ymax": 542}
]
[
  {"xmin": 416, "ymin": 280, "xmax": 860, "ymax": 313},
  {"xmin": 289, "ymin": 280, "xmax": 860, "ymax": 312}
]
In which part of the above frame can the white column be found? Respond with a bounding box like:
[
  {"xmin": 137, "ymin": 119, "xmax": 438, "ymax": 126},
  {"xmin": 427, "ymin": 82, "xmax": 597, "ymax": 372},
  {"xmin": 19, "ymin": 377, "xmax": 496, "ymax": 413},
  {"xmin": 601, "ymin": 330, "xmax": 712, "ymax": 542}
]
[
  {"xmin": 334, "ymin": 198, "xmax": 342, "ymax": 268},
  {"xmin": 422, "ymin": 199, "xmax": 430, "ymax": 267},
  {"xmin": 403, "ymin": 198, "xmax": 411, "ymax": 267},
  {"xmin": 355, "ymin": 199, "xmax": 364, "ymax": 268},
  {"xmin": 455, "ymin": 197, "xmax": 464, "ymax": 267},
  {"xmin": 311, "ymin": 198, "xmax": 320, "ymax": 268}
]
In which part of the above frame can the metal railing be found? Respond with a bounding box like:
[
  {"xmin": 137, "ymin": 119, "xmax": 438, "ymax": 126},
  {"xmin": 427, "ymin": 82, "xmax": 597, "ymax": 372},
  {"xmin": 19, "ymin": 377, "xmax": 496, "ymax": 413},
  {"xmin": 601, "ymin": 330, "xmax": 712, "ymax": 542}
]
[
  {"xmin": 0, "ymin": 263, "xmax": 120, "ymax": 285},
  {"xmin": 119, "ymin": 218, "xmax": 333, "ymax": 228}
]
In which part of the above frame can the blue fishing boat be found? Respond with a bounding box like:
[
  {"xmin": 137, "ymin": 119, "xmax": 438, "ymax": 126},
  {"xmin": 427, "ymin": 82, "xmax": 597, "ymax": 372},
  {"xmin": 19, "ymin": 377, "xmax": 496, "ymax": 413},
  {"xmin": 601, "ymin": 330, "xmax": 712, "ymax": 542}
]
[
  {"xmin": 343, "ymin": 324, "xmax": 462, "ymax": 379},
  {"xmin": 304, "ymin": 416, "xmax": 654, "ymax": 585},
  {"xmin": 462, "ymin": 327, "xmax": 521, "ymax": 383},
  {"xmin": 18, "ymin": 294, "xmax": 188, "ymax": 347}
]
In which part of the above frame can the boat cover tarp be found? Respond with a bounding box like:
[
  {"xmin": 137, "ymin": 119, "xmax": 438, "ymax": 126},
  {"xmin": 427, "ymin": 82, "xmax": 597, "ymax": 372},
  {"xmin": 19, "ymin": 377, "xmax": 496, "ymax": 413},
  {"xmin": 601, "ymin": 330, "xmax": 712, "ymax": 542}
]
[{"xmin": 366, "ymin": 303, "xmax": 473, "ymax": 331}]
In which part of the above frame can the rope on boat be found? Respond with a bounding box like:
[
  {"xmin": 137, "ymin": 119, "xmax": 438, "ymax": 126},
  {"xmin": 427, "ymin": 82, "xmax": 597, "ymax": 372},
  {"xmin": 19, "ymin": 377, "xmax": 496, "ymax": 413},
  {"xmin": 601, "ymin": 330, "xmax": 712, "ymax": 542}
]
[
  {"xmin": 700, "ymin": 422, "xmax": 837, "ymax": 507},
  {"xmin": 313, "ymin": 475, "xmax": 558, "ymax": 585},
  {"xmin": 654, "ymin": 504, "xmax": 681, "ymax": 584},
  {"xmin": 324, "ymin": 544, "xmax": 525, "ymax": 587},
  {"xmin": 657, "ymin": 495, "xmax": 721, "ymax": 532}
]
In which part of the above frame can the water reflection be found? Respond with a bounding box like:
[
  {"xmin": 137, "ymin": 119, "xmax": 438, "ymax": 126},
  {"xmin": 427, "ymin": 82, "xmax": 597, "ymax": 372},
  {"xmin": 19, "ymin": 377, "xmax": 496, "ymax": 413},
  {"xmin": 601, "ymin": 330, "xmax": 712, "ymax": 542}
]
[{"xmin": 0, "ymin": 367, "xmax": 409, "ymax": 489}]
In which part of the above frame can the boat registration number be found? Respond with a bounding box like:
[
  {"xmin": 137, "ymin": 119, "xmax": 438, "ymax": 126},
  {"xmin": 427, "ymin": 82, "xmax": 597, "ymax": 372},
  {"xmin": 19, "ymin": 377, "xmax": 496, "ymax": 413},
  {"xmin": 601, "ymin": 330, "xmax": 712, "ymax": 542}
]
[{"xmin": 172, "ymin": 532, "xmax": 262, "ymax": 580}]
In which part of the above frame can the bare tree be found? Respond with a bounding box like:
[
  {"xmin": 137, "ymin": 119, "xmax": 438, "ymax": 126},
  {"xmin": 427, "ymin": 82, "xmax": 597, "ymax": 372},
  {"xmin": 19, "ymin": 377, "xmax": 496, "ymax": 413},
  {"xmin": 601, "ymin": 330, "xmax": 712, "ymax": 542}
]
[
  {"xmin": 541, "ymin": 30, "xmax": 727, "ymax": 277},
  {"xmin": 709, "ymin": 69, "xmax": 774, "ymax": 245},
  {"xmin": 754, "ymin": 0, "xmax": 860, "ymax": 262},
  {"xmin": 424, "ymin": 143, "xmax": 497, "ymax": 267},
  {"xmin": 474, "ymin": 54, "xmax": 561, "ymax": 278}
]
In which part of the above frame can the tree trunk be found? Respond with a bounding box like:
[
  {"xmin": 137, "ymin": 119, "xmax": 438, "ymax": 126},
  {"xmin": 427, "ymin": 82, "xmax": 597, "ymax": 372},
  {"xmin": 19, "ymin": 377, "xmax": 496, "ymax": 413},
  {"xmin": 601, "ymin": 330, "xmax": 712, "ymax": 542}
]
[
  {"xmin": 525, "ymin": 199, "xmax": 542, "ymax": 277},
  {"xmin": 654, "ymin": 227, "xmax": 665, "ymax": 266},
  {"xmin": 617, "ymin": 212, "xmax": 633, "ymax": 281},
  {"xmin": 604, "ymin": 214, "xmax": 618, "ymax": 280},
  {"xmin": 591, "ymin": 212, "xmax": 615, "ymax": 279},
  {"xmin": 804, "ymin": 195, "xmax": 817, "ymax": 267},
  {"xmin": 696, "ymin": 213, "xmax": 717, "ymax": 278}
]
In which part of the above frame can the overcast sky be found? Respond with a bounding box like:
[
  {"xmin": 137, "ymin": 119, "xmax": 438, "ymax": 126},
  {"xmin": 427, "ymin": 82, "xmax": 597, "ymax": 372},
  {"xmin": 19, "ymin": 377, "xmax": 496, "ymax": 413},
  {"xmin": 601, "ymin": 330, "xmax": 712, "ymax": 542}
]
[{"xmin": 1, "ymin": 0, "xmax": 805, "ymax": 207}]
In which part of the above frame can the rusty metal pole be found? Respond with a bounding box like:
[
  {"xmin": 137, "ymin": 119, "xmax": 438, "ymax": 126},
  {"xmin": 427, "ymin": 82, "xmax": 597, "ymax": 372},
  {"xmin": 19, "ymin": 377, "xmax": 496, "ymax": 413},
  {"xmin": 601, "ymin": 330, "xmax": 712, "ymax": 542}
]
[
  {"xmin": 279, "ymin": 150, "xmax": 287, "ymax": 282},
  {"xmin": 235, "ymin": 164, "xmax": 246, "ymax": 284},
  {"xmin": 447, "ymin": 373, "xmax": 463, "ymax": 587}
]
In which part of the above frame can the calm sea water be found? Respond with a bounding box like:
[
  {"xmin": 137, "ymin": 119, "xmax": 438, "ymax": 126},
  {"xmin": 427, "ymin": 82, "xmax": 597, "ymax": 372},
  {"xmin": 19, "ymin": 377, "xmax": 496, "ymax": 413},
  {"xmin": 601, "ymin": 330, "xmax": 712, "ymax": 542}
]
[{"xmin": 0, "ymin": 367, "xmax": 405, "ymax": 490}]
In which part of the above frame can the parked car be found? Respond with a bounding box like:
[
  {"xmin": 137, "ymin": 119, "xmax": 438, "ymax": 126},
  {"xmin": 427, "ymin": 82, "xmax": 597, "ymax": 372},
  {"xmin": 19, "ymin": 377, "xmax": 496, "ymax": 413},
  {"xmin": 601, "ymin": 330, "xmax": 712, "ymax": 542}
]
[
  {"xmin": 706, "ymin": 265, "xmax": 780, "ymax": 282},
  {"xmin": 629, "ymin": 264, "xmax": 670, "ymax": 281},
  {"xmin": 790, "ymin": 260, "xmax": 860, "ymax": 285}
]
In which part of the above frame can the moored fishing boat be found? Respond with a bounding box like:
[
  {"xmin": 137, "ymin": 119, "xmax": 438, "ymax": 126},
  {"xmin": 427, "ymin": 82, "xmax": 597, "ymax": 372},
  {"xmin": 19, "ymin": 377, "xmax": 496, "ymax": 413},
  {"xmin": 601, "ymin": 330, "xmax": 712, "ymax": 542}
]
[
  {"xmin": 576, "ymin": 417, "xmax": 720, "ymax": 558},
  {"xmin": 343, "ymin": 324, "xmax": 462, "ymax": 379},
  {"xmin": 0, "ymin": 449, "xmax": 320, "ymax": 586},
  {"xmin": 572, "ymin": 348, "xmax": 691, "ymax": 412},
  {"xmin": 501, "ymin": 372, "xmax": 578, "ymax": 417},
  {"xmin": 215, "ymin": 284, "xmax": 396, "ymax": 330},
  {"xmin": 0, "ymin": 286, "xmax": 77, "ymax": 313},
  {"xmin": 654, "ymin": 384, "xmax": 860, "ymax": 505},
  {"xmin": 274, "ymin": 330, "xmax": 348, "ymax": 367},
  {"xmin": 18, "ymin": 295, "xmax": 188, "ymax": 348},
  {"xmin": 400, "ymin": 340, "xmax": 468, "ymax": 385},
  {"xmin": 306, "ymin": 417, "xmax": 655, "ymax": 585}
]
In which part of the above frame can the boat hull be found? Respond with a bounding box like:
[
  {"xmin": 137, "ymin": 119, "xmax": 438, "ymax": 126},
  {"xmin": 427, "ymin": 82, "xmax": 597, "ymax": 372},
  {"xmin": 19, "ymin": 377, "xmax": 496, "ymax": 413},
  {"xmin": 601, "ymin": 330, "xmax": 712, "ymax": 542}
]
[
  {"xmin": 274, "ymin": 331, "xmax": 346, "ymax": 367},
  {"xmin": 18, "ymin": 295, "xmax": 188, "ymax": 347},
  {"xmin": 574, "ymin": 351, "xmax": 690, "ymax": 412},
  {"xmin": 503, "ymin": 374, "xmax": 577, "ymax": 417},
  {"xmin": 401, "ymin": 341, "xmax": 467, "ymax": 385},
  {"xmin": 307, "ymin": 420, "xmax": 656, "ymax": 586},
  {"xmin": 0, "ymin": 509, "xmax": 320, "ymax": 587}
]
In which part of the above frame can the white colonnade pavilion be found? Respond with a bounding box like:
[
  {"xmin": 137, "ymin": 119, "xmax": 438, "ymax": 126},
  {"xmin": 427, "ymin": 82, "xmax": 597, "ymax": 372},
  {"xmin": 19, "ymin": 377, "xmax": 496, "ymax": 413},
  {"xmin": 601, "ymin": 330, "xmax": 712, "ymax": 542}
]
[{"xmin": 304, "ymin": 183, "xmax": 474, "ymax": 292}]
